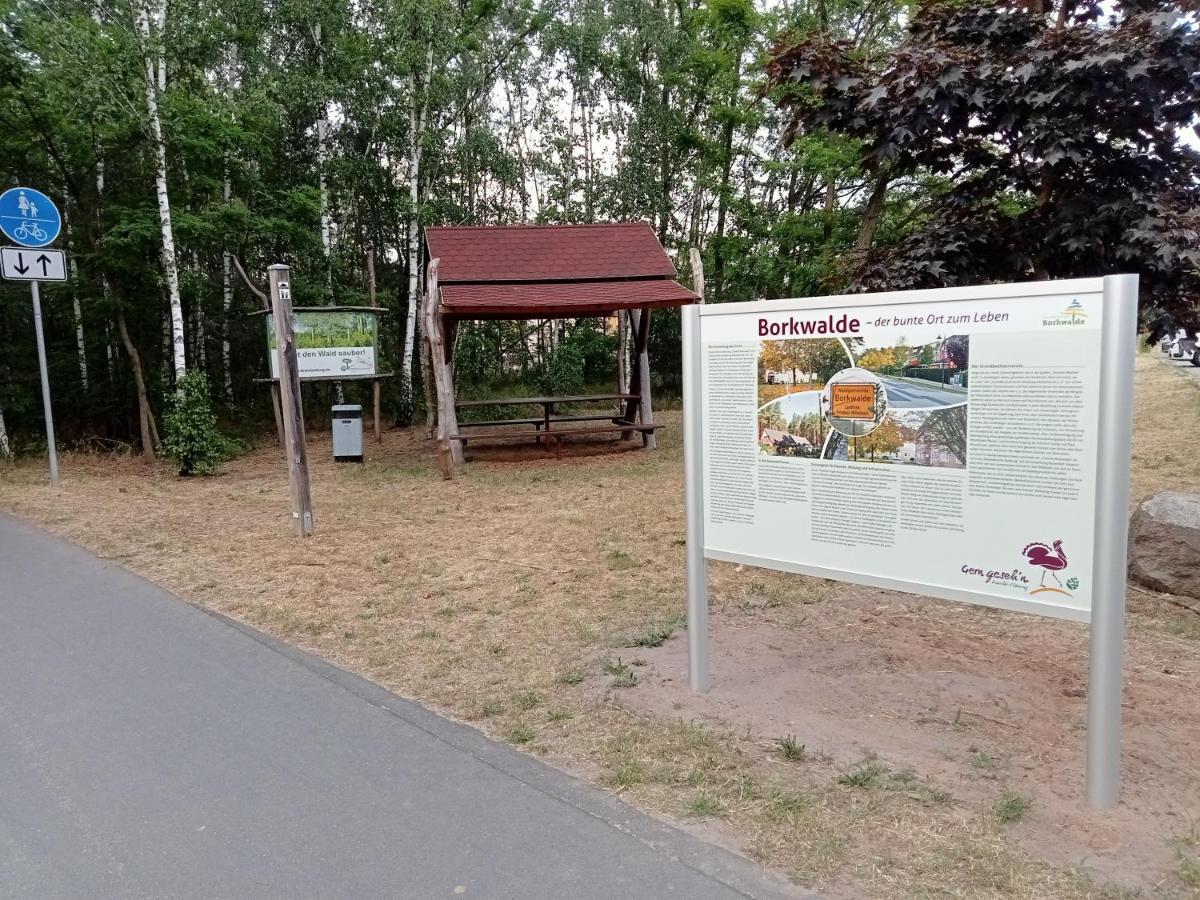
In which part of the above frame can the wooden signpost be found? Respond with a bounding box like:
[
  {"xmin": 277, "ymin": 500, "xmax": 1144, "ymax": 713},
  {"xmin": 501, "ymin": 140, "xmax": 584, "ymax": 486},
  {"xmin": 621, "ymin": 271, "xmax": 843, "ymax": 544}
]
[{"xmin": 268, "ymin": 263, "xmax": 314, "ymax": 536}]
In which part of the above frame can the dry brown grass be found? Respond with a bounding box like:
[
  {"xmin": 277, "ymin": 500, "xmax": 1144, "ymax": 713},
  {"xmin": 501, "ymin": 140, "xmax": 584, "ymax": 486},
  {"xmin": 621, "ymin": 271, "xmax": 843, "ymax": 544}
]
[
  {"xmin": 1131, "ymin": 351, "xmax": 1200, "ymax": 503},
  {"xmin": 0, "ymin": 356, "xmax": 1196, "ymax": 899}
]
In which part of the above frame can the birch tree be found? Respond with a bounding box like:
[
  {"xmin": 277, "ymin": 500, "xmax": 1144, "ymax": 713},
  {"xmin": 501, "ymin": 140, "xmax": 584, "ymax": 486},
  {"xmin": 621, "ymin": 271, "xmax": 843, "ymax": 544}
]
[
  {"xmin": 401, "ymin": 47, "xmax": 433, "ymax": 411},
  {"xmin": 134, "ymin": 0, "xmax": 186, "ymax": 382}
]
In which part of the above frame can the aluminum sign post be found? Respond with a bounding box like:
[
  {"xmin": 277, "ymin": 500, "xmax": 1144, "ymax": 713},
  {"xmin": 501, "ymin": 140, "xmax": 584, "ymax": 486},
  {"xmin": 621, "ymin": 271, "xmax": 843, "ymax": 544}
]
[
  {"xmin": 1086, "ymin": 273, "xmax": 1138, "ymax": 808},
  {"xmin": 29, "ymin": 281, "xmax": 59, "ymax": 486},
  {"xmin": 683, "ymin": 303, "xmax": 709, "ymax": 692}
]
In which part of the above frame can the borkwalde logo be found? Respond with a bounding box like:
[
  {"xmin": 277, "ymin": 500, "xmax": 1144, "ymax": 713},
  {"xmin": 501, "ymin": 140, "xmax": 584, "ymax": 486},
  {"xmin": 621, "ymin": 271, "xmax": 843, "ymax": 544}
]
[{"xmin": 1043, "ymin": 298, "xmax": 1087, "ymax": 327}]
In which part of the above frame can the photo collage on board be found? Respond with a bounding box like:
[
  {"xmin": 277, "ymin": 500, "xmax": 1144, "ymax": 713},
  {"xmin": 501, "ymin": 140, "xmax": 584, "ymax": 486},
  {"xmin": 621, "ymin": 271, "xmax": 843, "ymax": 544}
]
[{"xmin": 757, "ymin": 331, "xmax": 968, "ymax": 468}]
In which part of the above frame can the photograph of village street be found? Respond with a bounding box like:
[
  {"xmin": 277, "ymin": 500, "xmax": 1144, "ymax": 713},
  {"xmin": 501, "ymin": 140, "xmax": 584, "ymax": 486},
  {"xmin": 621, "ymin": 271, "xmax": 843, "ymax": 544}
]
[{"xmin": 0, "ymin": 0, "xmax": 1198, "ymax": 898}]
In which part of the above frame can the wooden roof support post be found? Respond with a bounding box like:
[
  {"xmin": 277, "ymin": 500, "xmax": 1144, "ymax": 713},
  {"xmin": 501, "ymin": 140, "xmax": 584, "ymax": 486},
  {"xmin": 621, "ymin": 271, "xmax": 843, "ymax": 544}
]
[
  {"xmin": 420, "ymin": 303, "xmax": 437, "ymax": 439},
  {"xmin": 632, "ymin": 306, "xmax": 655, "ymax": 449},
  {"xmin": 689, "ymin": 247, "xmax": 705, "ymax": 304},
  {"xmin": 440, "ymin": 313, "xmax": 464, "ymax": 466},
  {"xmin": 268, "ymin": 264, "xmax": 314, "ymax": 536},
  {"xmin": 424, "ymin": 259, "xmax": 461, "ymax": 475},
  {"xmin": 620, "ymin": 308, "xmax": 640, "ymax": 441}
]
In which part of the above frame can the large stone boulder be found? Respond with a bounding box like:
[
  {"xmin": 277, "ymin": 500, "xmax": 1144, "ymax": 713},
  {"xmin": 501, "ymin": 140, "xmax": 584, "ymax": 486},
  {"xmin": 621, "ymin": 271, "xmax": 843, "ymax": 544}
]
[{"xmin": 1128, "ymin": 492, "xmax": 1200, "ymax": 599}]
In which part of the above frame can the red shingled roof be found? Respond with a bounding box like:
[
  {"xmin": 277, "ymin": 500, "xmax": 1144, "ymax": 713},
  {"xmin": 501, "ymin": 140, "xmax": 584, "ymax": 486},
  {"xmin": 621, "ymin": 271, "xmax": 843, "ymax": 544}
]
[
  {"xmin": 426, "ymin": 222, "xmax": 678, "ymax": 283},
  {"xmin": 425, "ymin": 222, "xmax": 698, "ymax": 318}
]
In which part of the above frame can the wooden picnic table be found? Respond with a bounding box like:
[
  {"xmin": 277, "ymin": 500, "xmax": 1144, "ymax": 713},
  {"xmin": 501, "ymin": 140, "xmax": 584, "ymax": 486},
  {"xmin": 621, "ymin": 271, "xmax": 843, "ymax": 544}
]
[
  {"xmin": 456, "ymin": 393, "xmax": 637, "ymax": 431},
  {"xmin": 451, "ymin": 393, "xmax": 654, "ymax": 458}
]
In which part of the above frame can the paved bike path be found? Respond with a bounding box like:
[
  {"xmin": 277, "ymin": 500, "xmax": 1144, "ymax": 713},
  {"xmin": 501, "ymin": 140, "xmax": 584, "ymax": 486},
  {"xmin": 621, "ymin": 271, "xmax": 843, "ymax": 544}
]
[{"xmin": 0, "ymin": 514, "xmax": 802, "ymax": 899}]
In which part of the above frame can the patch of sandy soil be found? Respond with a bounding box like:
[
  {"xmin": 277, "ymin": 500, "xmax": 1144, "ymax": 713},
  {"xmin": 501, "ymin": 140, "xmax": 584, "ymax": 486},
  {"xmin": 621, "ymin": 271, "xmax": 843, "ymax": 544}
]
[{"xmin": 629, "ymin": 582, "xmax": 1200, "ymax": 893}]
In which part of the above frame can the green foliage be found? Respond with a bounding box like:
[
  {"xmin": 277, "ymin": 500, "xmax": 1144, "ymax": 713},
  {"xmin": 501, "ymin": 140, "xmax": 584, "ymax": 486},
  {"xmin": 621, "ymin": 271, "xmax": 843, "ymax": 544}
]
[
  {"xmin": 993, "ymin": 790, "xmax": 1032, "ymax": 824},
  {"xmin": 766, "ymin": 0, "xmax": 1200, "ymax": 328},
  {"xmin": 538, "ymin": 339, "xmax": 586, "ymax": 397},
  {"xmin": 162, "ymin": 372, "xmax": 229, "ymax": 476},
  {"xmin": 776, "ymin": 735, "xmax": 807, "ymax": 761},
  {"xmin": 837, "ymin": 762, "xmax": 883, "ymax": 788}
]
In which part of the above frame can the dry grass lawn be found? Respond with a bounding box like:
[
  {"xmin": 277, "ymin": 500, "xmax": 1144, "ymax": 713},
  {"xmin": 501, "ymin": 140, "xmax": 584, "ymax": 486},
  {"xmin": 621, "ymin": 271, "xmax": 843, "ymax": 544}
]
[{"xmin": 1, "ymin": 352, "xmax": 1197, "ymax": 899}]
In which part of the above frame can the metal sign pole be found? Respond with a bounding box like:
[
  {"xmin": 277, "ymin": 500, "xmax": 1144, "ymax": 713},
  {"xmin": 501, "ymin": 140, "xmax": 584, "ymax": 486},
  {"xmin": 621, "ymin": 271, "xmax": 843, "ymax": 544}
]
[
  {"xmin": 682, "ymin": 304, "xmax": 709, "ymax": 692},
  {"xmin": 30, "ymin": 281, "xmax": 60, "ymax": 487},
  {"xmin": 1086, "ymin": 274, "xmax": 1138, "ymax": 808}
]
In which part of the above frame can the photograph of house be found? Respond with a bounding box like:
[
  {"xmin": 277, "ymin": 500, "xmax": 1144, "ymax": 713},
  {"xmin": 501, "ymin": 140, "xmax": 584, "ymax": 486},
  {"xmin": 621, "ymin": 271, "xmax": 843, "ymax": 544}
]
[
  {"xmin": 880, "ymin": 408, "xmax": 968, "ymax": 469},
  {"xmin": 757, "ymin": 390, "xmax": 824, "ymax": 458}
]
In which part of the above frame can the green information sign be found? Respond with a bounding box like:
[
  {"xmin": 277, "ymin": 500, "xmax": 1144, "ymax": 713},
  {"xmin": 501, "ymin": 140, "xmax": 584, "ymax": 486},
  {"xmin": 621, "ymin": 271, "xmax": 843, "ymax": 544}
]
[{"xmin": 266, "ymin": 309, "xmax": 378, "ymax": 379}]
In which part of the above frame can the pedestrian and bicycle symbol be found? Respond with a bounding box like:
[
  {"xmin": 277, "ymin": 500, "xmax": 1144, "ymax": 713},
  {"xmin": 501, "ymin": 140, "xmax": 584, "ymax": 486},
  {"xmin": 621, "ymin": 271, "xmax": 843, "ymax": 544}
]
[{"xmin": 0, "ymin": 186, "xmax": 61, "ymax": 248}]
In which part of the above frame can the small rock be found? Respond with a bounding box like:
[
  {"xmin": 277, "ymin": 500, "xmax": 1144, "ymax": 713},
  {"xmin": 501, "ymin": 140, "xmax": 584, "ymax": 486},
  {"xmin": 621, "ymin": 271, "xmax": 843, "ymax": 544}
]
[{"xmin": 1128, "ymin": 491, "xmax": 1200, "ymax": 599}]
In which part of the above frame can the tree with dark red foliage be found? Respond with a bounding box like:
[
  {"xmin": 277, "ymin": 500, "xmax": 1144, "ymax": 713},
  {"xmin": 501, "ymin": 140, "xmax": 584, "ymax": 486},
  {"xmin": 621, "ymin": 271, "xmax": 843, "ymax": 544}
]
[{"xmin": 765, "ymin": 1, "xmax": 1200, "ymax": 331}]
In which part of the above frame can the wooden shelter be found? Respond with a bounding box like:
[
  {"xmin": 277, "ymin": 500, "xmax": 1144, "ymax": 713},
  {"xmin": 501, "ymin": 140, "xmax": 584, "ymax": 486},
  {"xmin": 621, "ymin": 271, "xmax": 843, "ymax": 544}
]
[{"xmin": 422, "ymin": 222, "xmax": 701, "ymax": 471}]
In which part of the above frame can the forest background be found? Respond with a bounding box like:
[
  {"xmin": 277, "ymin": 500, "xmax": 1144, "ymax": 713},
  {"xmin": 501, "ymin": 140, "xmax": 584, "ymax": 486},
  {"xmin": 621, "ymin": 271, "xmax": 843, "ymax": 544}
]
[{"xmin": 0, "ymin": 0, "xmax": 1195, "ymax": 456}]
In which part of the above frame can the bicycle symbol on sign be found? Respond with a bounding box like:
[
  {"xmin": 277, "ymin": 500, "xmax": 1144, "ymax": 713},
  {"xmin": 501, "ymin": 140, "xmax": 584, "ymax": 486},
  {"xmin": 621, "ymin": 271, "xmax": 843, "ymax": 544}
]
[{"xmin": 14, "ymin": 220, "xmax": 47, "ymax": 243}]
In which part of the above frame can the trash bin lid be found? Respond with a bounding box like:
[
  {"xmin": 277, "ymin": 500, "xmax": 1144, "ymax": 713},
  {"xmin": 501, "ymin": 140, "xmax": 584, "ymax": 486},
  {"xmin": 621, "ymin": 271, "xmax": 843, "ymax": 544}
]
[{"xmin": 332, "ymin": 404, "xmax": 362, "ymax": 417}]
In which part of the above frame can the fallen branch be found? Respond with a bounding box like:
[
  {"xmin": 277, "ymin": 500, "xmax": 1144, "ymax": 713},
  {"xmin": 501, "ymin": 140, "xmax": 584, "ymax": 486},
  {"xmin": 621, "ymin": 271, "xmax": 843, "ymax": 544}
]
[
  {"xmin": 1164, "ymin": 596, "xmax": 1200, "ymax": 618},
  {"xmin": 956, "ymin": 708, "xmax": 1019, "ymax": 729},
  {"xmin": 477, "ymin": 556, "xmax": 568, "ymax": 575},
  {"xmin": 1128, "ymin": 583, "xmax": 1200, "ymax": 617}
]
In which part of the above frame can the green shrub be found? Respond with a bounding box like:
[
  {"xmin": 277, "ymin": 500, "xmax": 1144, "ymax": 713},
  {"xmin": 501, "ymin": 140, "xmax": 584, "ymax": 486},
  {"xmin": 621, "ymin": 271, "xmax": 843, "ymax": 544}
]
[
  {"xmin": 162, "ymin": 371, "xmax": 229, "ymax": 476},
  {"xmin": 538, "ymin": 340, "xmax": 586, "ymax": 397}
]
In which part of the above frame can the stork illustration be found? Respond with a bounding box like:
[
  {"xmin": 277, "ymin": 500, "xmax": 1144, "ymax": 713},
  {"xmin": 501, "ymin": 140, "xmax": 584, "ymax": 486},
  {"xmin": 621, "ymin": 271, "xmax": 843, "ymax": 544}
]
[{"xmin": 1022, "ymin": 540, "xmax": 1068, "ymax": 587}]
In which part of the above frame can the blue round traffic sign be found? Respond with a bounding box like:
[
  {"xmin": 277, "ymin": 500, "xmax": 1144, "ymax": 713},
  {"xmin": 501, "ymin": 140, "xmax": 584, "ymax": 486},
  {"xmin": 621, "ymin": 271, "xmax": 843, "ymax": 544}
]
[{"xmin": 0, "ymin": 187, "xmax": 61, "ymax": 248}]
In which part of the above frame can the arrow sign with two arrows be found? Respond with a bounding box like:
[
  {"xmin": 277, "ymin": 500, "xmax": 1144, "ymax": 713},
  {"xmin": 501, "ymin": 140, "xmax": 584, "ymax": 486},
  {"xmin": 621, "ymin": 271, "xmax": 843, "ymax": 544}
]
[{"xmin": 1, "ymin": 246, "xmax": 67, "ymax": 282}]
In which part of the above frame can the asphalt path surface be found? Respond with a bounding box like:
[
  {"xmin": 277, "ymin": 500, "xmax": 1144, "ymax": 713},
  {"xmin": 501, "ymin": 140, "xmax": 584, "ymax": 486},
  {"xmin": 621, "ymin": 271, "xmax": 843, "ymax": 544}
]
[
  {"xmin": 0, "ymin": 514, "xmax": 804, "ymax": 900},
  {"xmin": 876, "ymin": 374, "xmax": 967, "ymax": 409}
]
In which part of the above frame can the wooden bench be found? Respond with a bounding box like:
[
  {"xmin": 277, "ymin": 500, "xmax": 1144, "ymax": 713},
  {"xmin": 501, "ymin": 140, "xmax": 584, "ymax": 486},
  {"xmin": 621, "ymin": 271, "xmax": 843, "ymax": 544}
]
[
  {"xmin": 458, "ymin": 413, "xmax": 624, "ymax": 429},
  {"xmin": 449, "ymin": 422, "xmax": 657, "ymax": 459}
]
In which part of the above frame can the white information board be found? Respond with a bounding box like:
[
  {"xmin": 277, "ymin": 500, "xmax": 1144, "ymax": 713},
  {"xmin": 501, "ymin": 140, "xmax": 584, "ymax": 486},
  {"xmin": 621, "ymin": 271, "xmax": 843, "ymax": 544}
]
[
  {"xmin": 266, "ymin": 309, "xmax": 378, "ymax": 380},
  {"xmin": 700, "ymin": 280, "xmax": 1108, "ymax": 621},
  {"xmin": 682, "ymin": 276, "xmax": 1138, "ymax": 807}
]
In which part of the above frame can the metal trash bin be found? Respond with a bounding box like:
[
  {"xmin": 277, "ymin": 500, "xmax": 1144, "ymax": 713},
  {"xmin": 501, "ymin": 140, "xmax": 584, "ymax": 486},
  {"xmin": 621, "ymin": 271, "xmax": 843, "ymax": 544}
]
[{"xmin": 332, "ymin": 404, "xmax": 363, "ymax": 462}]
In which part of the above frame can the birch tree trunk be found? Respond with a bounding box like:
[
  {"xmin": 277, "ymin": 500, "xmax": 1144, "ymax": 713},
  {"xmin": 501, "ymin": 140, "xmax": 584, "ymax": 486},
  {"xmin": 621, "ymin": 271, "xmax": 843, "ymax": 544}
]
[
  {"xmin": 617, "ymin": 314, "xmax": 629, "ymax": 394},
  {"xmin": 62, "ymin": 197, "xmax": 89, "ymax": 391},
  {"xmin": 135, "ymin": 0, "xmax": 186, "ymax": 382},
  {"xmin": 402, "ymin": 49, "xmax": 434, "ymax": 410},
  {"xmin": 317, "ymin": 114, "xmax": 332, "ymax": 269},
  {"xmin": 0, "ymin": 405, "xmax": 10, "ymax": 458}
]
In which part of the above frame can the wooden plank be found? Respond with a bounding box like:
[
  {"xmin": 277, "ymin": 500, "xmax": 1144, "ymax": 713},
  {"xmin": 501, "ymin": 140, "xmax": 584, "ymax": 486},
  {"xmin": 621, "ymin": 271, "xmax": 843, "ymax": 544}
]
[
  {"xmin": 456, "ymin": 393, "xmax": 637, "ymax": 408},
  {"xmin": 458, "ymin": 417, "xmax": 547, "ymax": 428},
  {"xmin": 255, "ymin": 373, "xmax": 395, "ymax": 384},
  {"xmin": 448, "ymin": 423, "xmax": 657, "ymax": 442},
  {"xmin": 268, "ymin": 264, "xmax": 314, "ymax": 536}
]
